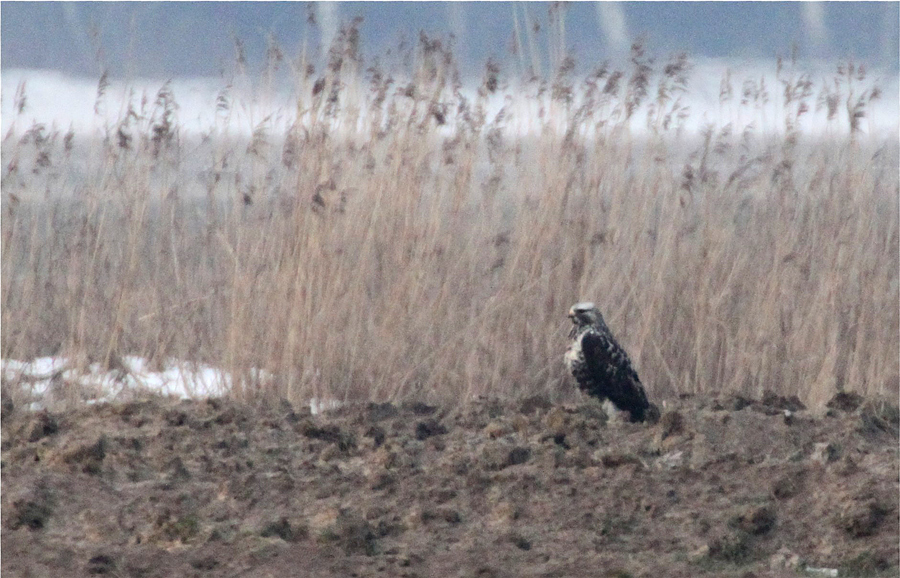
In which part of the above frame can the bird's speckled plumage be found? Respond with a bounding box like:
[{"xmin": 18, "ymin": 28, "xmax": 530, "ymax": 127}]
[{"xmin": 564, "ymin": 302, "xmax": 655, "ymax": 423}]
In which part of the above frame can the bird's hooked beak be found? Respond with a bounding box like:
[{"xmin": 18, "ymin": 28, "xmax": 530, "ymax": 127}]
[{"xmin": 567, "ymin": 308, "xmax": 579, "ymax": 338}]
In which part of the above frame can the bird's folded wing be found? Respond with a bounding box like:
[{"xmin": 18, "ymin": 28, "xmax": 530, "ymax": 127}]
[{"xmin": 580, "ymin": 331, "xmax": 647, "ymax": 401}]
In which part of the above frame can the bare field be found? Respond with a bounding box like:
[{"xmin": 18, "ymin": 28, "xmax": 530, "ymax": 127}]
[
  {"xmin": 2, "ymin": 36, "xmax": 898, "ymax": 410},
  {"xmin": 2, "ymin": 394, "xmax": 898, "ymax": 577}
]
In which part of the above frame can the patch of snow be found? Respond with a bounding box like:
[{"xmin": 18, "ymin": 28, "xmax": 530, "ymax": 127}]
[
  {"xmin": 2, "ymin": 356, "xmax": 235, "ymax": 410},
  {"xmin": 3, "ymin": 356, "xmax": 347, "ymax": 415},
  {"xmin": 804, "ymin": 568, "xmax": 839, "ymax": 577},
  {"xmin": 309, "ymin": 397, "xmax": 345, "ymax": 415}
]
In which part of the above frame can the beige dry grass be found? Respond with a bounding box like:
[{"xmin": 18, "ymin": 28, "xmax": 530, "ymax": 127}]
[{"xmin": 2, "ymin": 33, "xmax": 897, "ymax": 409}]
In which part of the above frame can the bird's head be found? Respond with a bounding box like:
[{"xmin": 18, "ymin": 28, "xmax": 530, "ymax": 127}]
[{"xmin": 568, "ymin": 302, "xmax": 604, "ymax": 330}]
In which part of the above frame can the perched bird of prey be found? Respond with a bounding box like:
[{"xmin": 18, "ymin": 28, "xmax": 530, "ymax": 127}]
[{"xmin": 564, "ymin": 302, "xmax": 657, "ymax": 423}]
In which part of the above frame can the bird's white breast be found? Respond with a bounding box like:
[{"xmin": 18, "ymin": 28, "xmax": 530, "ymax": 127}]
[{"xmin": 564, "ymin": 338, "xmax": 583, "ymax": 372}]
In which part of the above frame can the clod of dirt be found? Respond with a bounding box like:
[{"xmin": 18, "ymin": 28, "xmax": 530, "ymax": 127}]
[
  {"xmin": 574, "ymin": 402, "xmax": 608, "ymax": 424},
  {"xmin": 477, "ymin": 443, "xmax": 531, "ymax": 471},
  {"xmin": 164, "ymin": 409, "xmax": 191, "ymax": 427},
  {"xmin": 117, "ymin": 399, "xmax": 159, "ymax": 427},
  {"xmin": 507, "ymin": 532, "xmax": 531, "ymax": 550},
  {"xmin": 760, "ymin": 391, "xmax": 806, "ymax": 413},
  {"xmin": 827, "ymin": 392, "xmax": 865, "ymax": 412},
  {"xmin": 645, "ymin": 402, "xmax": 662, "ymax": 424},
  {"xmin": 769, "ymin": 546, "xmax": 802, "ymax": 571},
  {"xmin": 26, "ymin": 411, "xmax": 59, "ymax": 442},
  {"xmin": 543, "ymin": 407, "xmax": 569, "ymax": 439},
  {"xmin": 476, "ymin": 398, "xmax": 505, "ymax": 420},
  {"xmin": 653, "ymin": 410, "xmax": 687, "ymax": 452},
  {"xmin": 415, "ymin": 419, "xmax": 447, "ymax": 440},
  {"xmin": 723, "ymin": 395, "xmax": 754, "ymax": 411},
  {"xmin": 731, "ymin": 504, "xmax": 776, "ymax": 535},
  {"xmin": 707, "ymin": 530, "xmax": 754, "ymax": 564},
  {"xmin": 86, "ymin": 553, "xmax": 117, "ymax": 575},
  {"xmin": 518, "ymin": 394, "xmax": 552, "ymax": 415},
  {"xmin": 154, "ymin": 511, "xmax": 201, "ymax": 544},
  {"xmin": 482, "ymin": 420, "xmax": 511, "ymax": 439},
  {"xmin": 857, "ymin": 401, "xmax": 900, "ymax": 438},
  {"xmin": 771, "ymin": 469, "xmax": 806, "ymax": 500},
  {"xmin": 277, "ymin": 397, "xmax": 305, "ymax": 420},
  {"xmin": 367, "ymin": 402, "xmax": 398, "ymax": 422},
  {"xmin": 63, "ymin": 435, "xmax": 107, "ymax": 475},
  {"xmin": 421, "ymin": 507, "xmax": 462, "ymax": 525},
  {"xmin": 190, "ymin": 556, "xmax": 220, "ymax": 571},
  {"xmin": 403, "ymin": 402, "xmax": 437, "ymax": 416},
  {"xmin": 835, "ymin": 455, "xmax": 860, "ymax": 477},
  {"xmin": 599, "ymin": 452, "xmax": 642, "ymax": 469},
  {"xmin": 326, "ymin": 510, "xmax": 379, "ymax": 556},
  {"xmin": 838, "ymin": 499, "xmax": 892, "ymax": 538},
  {"xmin": 719, "ymin": 392, "xmax": 806, "ymax": 416},
  {"xmin": 839, "ymin": 550, "xmax": 892, "ymax": 576},
  {"xmin": 166, "ymin": 456, "xmax": 191, "ymax": 482},
  {"xmin": 811, "ymin": 442, "xmax": 840, "ymax": 465},
  {"xmin": 369, "ymin": 471, "xmax": 395, "ymax": 491},
  {"xmin": 507, "ymin": 446, "xmax": 531, "ymax": 467},
  {"xmin": 302, "ymin": 424, "xmax": 355, "ymax": 451},
  {"xmin": 478, "ymin": 443, "xmax": 513, "ymax": 471},
  {"xmin": 260, "ymin": 517, "xmax": 306, "ymax": 542},
  {"xmin": 6, "ymin": 484, "xmax": 54, "ymax": 531},
  {"xmin": 657, "ymin": 410, "xmax": 685, "ymax": 439},
  {"xmin": 364, "ymin": 425, "xmax": 386, "ymax": 447}
]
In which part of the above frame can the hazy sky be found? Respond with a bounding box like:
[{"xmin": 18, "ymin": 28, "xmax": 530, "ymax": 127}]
[{"xmin": 3, "ymin": 2, "xmax": 898, "ymax": 79}]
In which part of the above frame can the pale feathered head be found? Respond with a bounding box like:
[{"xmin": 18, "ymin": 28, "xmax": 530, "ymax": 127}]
[{"xmin": 567, "ymin": 302, "xmax": 608, "ymax": 337}]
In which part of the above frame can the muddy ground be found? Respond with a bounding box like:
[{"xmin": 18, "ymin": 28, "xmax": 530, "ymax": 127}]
[{"xmin": 2, "ymin": 391, "xmax": 897, "ymax": 577}]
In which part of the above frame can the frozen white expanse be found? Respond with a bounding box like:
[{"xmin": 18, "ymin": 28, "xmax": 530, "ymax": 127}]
[
  {"xmin": 1, "ymin": 356, "xmax": 342, "ymax": 415},
  {"xmin": 3, "ymin": 57, "xmax": 898, "ymax": 140}
]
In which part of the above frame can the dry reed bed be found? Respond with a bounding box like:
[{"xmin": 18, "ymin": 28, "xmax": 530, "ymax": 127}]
[{"xmin": 2, "ymin": 35, "xmax": 897, "ymax": 409}]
